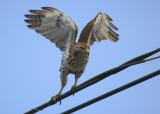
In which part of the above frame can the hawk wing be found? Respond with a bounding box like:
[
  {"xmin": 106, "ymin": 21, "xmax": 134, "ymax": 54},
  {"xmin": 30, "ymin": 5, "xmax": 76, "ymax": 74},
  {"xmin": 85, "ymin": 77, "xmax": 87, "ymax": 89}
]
[
  {"xmin": 78, "ymin": 13, "xmax": 119, "ymax": 45},
  {"xmin": 25, "ymin": 7, "xmax": 78, "ymax": 52}
]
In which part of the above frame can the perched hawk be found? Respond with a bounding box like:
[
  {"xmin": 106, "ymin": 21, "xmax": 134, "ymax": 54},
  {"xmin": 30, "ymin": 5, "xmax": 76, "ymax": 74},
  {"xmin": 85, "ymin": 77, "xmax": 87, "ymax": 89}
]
[{"xmin": 24, "ymin": 7, "xmax": 119, "ymax": 102}]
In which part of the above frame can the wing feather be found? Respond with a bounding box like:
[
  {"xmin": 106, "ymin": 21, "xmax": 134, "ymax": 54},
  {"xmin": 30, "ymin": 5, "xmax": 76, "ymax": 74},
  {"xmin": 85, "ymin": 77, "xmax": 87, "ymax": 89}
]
[
  {"xmin": 24, "ymin": 7, "xmax": 78, "ymax": 52},
  {"xmin": 79, "ymin": 13, "xmax": 119, "ymax": 45},
  {"xmin": 25, "ymin": 20, "xmax": 42, "ymax": 25},
  {"xmin": 24, "ymin": 14, "xmax": 44, "ymax": 20}
]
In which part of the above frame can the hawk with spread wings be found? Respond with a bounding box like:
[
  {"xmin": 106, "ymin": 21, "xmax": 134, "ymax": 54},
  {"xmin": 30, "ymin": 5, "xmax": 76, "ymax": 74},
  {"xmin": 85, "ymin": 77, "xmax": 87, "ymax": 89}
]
[{"xmin": 24, "ymin": 7, "xmax": 119, "ymax": 102}]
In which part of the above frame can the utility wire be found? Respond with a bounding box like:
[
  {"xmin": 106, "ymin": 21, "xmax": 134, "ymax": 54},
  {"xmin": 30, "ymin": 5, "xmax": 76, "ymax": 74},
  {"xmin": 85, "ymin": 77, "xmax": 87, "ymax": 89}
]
[
  {"xmin": 24, "ymin": 48, "xmax": 160, "ymax": 114},
  {"xmin": 76, "ymin": 48, "xmax": 160, "ymax": 87},
  {"xmin": 61, "ymin": 69, "xmax": 160, "ymax": 114}
]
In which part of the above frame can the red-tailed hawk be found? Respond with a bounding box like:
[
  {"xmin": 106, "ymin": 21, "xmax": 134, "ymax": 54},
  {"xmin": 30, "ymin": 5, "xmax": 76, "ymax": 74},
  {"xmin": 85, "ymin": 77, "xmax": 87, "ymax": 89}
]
[{"xmin": 24, "ymin": 7, "xmax": 119, "ymax": 103}]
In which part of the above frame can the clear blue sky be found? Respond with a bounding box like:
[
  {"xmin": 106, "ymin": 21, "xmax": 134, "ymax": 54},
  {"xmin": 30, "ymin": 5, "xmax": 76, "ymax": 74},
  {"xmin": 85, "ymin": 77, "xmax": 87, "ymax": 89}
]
[{"xmin": 0, "ymin": 0, "xmax": 160, "ymax": 114}]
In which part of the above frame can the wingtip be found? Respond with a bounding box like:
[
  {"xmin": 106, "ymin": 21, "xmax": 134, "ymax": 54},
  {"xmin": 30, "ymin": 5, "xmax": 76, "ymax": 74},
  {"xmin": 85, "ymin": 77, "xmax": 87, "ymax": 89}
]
[
  {"xmin": 29, "ymin": 10, "xmax": 46, "ymax": 15},
  {"xmin": 103, "ymin": 13, "xmax": 113, "ymax": 21},
  {"xmin": 41, "ymin": 7, "xmax": 50, "ymax": 10},
  {"xmin": 24, "ymin": 20, "xmax": 31, "ymax": 24},
  {"xmin": 27, "ymin": 25, "xmax": 32, "ymax": 29},
  {"xmin": 24, "ymin": 19, "xmax": 28, "ymax": 23},
  {"xmin": 41, "ymin": 7, "xmax": 57, "ymax": 11},
  {"xmin": 110, "ymin": 36, "xmax": 119, "ymax": 42},
  {"xmin": 115, "ymin": 38, "xmax": 119, "ymax": 42},
  {"xmin": 24, "ymin": 14, "xmax": 27, "ymax": 18},
  {"xmin": 98, "ymin": 12, "xmax": 102, "ymax": 14},
  {"xmin": 97, "ymin": 12, "xmax": 102, "ymax": 16},
  {"xmin": 95, "ymin": 12, "xmax": 102, "ymax": 20},
  {"xmin": 114, "ymin": 26, "xmax": 118, "ymax": 31},
  {"xmin": 29, "ymin": 10, "xmax": 34, "ymax": 13},
  {"xmin": 24, "ymin": 14, "xmax": 32, "ymax": 18},
  {"xmin": 41, "ymin": 6, "xmax": 52, "ymax": 9},
  {"xmin": 116, "ymin": 37, "xmax": 120, "ymax": 41}
]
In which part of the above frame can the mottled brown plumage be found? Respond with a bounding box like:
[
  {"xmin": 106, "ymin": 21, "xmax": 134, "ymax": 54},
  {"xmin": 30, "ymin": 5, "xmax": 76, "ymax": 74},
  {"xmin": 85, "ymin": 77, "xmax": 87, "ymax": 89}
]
[{"xmin": 24, "ymin": 7, "xmax": 119, "ymax": 103}]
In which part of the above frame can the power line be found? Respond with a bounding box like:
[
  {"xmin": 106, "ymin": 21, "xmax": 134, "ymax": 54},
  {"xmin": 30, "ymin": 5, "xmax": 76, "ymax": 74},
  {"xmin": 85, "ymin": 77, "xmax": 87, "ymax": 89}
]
[
  {"xmin": 76, "ymin": 48, "xmax": 160, "ymax": 87},
  {"xmin": 61, "ymin": 69, "xmax": 160, "ymax": 114},
  {"xmin": 24, "ymin": 48, "xmax": 160, "ymax": 114}
]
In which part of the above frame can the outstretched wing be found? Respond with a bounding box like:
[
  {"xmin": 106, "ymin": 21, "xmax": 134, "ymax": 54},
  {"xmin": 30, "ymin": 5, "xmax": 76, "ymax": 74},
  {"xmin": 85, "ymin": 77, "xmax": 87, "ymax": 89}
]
[
  {"xmin": 24, "ymin": 7, "xmax": 78, "ymax": 51},
  {"xmin": 78, "ymin": 13, "xmax": 119, "ymax": 45}
]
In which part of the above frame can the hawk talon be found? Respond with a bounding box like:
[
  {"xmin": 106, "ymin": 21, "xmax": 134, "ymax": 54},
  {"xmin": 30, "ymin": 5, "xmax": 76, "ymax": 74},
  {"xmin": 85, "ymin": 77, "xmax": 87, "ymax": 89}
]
[
  {"xmin": 71, "ymin": 84, "xmax": 77, "ymax": 90},
  {"xmin": 51, "ymin": 94, "xmax": 62, "ymax": 105}
]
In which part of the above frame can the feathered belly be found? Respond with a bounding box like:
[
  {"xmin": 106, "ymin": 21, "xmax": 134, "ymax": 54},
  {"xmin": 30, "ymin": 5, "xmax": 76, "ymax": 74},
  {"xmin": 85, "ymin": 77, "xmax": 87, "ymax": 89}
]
[{"xmin": 61, "ymin": 52, "xmax": 89, "ymax": 74}]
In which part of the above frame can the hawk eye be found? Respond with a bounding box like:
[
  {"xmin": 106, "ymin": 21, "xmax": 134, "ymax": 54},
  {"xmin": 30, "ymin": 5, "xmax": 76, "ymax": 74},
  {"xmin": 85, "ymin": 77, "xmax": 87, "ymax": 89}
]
[{"xmin": 80, "ymin": 47, "xmax": 85, "ymax": 50}]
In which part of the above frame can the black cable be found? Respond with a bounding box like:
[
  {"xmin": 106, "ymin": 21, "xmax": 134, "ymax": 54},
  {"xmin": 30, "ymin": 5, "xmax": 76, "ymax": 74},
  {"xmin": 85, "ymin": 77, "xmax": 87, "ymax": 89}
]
[
  {"xmin": 61, "ymin": 69, "xmax": 160, "ymax": 114},
  {"xmin": 76, "ymin": 48, "xmax": 160, "ymax": 87}
]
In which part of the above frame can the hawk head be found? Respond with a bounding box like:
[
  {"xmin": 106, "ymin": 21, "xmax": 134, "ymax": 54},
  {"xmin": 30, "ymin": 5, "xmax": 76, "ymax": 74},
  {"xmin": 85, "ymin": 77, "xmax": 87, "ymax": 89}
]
[{"xmin": 74, "ymin": 42, "xmax": 90, "ymax": 54}]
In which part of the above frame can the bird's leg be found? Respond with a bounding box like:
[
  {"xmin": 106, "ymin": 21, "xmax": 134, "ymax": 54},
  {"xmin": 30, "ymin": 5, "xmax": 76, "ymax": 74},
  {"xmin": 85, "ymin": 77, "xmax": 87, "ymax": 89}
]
[
  {"xmin": 51, "ymin": 87, "xmax": 64, "ymax": 105},
  {"xmin": 51, "ymin": 72, "xmax": 68, "ymax": 104},
  {"xmin": 71, "ymin": 76, "xmax": 79, "ymax": 89},
  {"xmin": 71, "ymin": 74, "xmax": 81, "ymax": 95}
]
